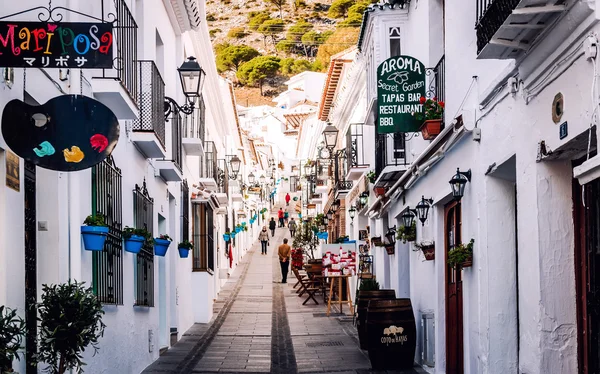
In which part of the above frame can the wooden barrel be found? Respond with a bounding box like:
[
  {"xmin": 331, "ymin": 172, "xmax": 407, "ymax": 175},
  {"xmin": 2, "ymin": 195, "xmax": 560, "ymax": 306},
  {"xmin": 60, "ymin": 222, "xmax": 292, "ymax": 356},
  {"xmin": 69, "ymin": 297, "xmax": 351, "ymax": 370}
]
[
  {"xmin": 356, "ymin": 290, "xmax": 396, "ymax": 350},
  {"xmin": 366, "ymin": 299, "xmax": 416, "ymax": 370}
]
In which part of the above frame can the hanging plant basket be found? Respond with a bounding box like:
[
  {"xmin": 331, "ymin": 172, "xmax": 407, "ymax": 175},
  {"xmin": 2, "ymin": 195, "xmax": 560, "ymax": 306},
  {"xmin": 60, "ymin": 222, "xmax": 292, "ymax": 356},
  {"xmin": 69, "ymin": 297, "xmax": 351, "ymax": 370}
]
[
  {"xmin": 371, "ymin": 236, "xmax": 383, "ymax": 247},
  {"xmin": 385, "ymin": 244, "xmax": 395, "ymax": 255},
  {"xmin": 154, "ymin": 238, "xmax": 171, "ymax": 257},
  {"xmin": 124, "ymin": 235, "xmax": 145, "ymax": 254},
  {"xmin": 420, "ymin": 119, "xmax": 442, "ymax": 140},
  {"xmin": 178, "ymin": 246, "xmax": 190, "ymax": 258},
  {"xmin": 420, "ymin": 244, "xmax": 435, "ymax": 261},
  {"xmin": 374, "ymin": 187, "xmax": 386, "ymax": 197},
  {"xmin": 81, "ymin": 226, "xmax": 109, "ymax": 251},
  {"xmin": 462, "ymin": 256, "xmax": 473, "ymax": 268}
]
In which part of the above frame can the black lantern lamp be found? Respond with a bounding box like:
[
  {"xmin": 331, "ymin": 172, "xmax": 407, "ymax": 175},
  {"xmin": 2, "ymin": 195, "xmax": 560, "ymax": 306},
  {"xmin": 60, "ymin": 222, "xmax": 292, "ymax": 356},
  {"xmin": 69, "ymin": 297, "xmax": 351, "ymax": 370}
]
[
  {"xmin": 322, "ymin": 123, "xmax": 339, "ymax": 151},
  {"xmin": 449, "ymin": 168, "xmax": 472, "ymax": 201},
  {"xmin": 348, "ymin": 205, "xmax": 357, "ymax": 221},
  {"xmin": 327, "ymin": 211, "xmax": 333, "ymax": 220},
  {"xmin": 331, "ymin": 199, "xmax": 340, "ymax": 212},
  {"xmin": 248, "ymin": 172, "xmax": 255, "ymax": 185},
  {"xmin": 164, "ymin": 56, "xmax": 206, "ymax": 117},
  {"xmin": 266, "ymin": 168, "xmax": 273, "ymax": 178},
  {"xmin": 259, "ymin": 174, "xmax": 266, "ymax": 184},
  {"xmin": 359, "ymin": 192, "xmax": 369, "ymax": 207},
  {"xmin": 323, "ymin": 216, "xmax": 329, "ymax": 225},
  {"xmin": 304, "ymin": 162, "xmax": 312, "ymax": 176},
  {"xmin": 229, "ymin": 155, "xmax": 241, "ymax": 180},
  {"xmin": 401, "ymin": 209, "xmax": 416, "ymax": 228},
  {"xmin": 415, "ymin": 196, "xmax": 434, "ymax": 225},
  {"xmin": 385, "ymin": 226, "xmax": 397, "ymax": 246}
]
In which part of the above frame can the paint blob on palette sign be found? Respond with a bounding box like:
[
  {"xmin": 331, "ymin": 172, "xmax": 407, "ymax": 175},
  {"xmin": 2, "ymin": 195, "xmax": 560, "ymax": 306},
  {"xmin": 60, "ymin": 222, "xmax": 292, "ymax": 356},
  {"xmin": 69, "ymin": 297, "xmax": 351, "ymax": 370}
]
[
  {"xmin": 0, "ymin": 21, "xmax": 113, "ymax": 68},
  {"xmin": 1, "ymin": 95, "xmax": 119, "ymax": 172}
]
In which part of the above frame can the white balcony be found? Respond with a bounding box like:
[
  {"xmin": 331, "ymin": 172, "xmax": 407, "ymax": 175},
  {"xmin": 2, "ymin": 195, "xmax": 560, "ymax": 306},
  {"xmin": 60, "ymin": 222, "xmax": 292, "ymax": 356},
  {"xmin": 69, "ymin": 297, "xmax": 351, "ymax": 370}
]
[
  {"xmin": 232, "ymin": 193, "xmax": 244, "ymax": 203},
  {"xmin": 183, "ymin": 138, "xmax": 204, "ymax": 156},
  {"xmin": 154, "ymin": 160, "xmax": 183, "ymax": 182},
  {"xmin": 214, "ymin": 192, "xmax": 229, "ymax": 207},
  {"xmin": 131, "ymin": 131, "xmax": 166, "ymax": 159}
]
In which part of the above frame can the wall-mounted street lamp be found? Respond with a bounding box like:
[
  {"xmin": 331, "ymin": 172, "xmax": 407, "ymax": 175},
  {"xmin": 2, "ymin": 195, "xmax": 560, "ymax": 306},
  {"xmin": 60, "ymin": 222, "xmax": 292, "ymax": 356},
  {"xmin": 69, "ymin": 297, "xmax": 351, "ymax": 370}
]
[
  {"xmin": 164, "ymin": 57, "xmax": 206, "ymax": 117},
  {"xmin": 401, "ymin": 209, "xmax": 417, "ymax": 228},
  {"xmin": 322, "ymin": 123, "xmax": 339, "ymax": 152},
  {"xmin": 349, "ymin": 206, "xmax": 357, "ymax": 221},
  {"xmin": 449, "ymin": 168, "xmax": 472, "ymax": 201},
  {"xmin": 415, "ymin": 196, "xmax": 434, "ymax": 226},
  {"xmin": 359, "ymin": 192, "xmax": 369, "ymax": 207},
  {"xmin": 327, "ymin": 211, "xmax": 333, "ymax": 220},
  {"xmin": 323, "ymin": 216, "xmax": 329, "ymax": 225},
  {"xmin": 227, "ymin": 155, "xmax": 241, "ymax": 180},
  {"xmin": 248, "ymin": 172, "xmax": 255, "ymax": 185},
  {"xmin": 385, "ymin": 225, "xmax": 397, "ymax": 246},
  {"xmin": 259, "ymin": 174, "xmax": 266, "ymax": 184},
  {"xmin": 331, "ymin": 199, "xmax": 340, "ymax": 213}
]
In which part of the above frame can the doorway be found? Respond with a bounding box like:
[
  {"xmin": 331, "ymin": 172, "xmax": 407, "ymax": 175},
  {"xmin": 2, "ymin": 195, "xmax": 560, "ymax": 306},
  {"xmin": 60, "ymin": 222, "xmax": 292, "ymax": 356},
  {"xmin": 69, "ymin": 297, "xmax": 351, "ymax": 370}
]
[
  {"xmin": 24, "ymin": 161, "xmax": 37, "ymax": 374},
  {"xmin": 574, "ymin": 174, "xmax": 600, "ymax": 373},
  {"xmin": 445, "ymin": 201, "xmax": 463, "ymax": 374}
]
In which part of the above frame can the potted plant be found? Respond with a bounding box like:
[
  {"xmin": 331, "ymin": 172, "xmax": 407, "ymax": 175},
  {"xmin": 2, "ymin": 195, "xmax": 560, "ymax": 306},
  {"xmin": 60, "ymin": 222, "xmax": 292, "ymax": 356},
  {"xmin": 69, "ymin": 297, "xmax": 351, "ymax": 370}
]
[
  {"xmin": 123, "ymin": 226, "xmax": 151, "ymax": 254},
  {"xmin": 0, "ymin": 306, "xmax": 25, "ymax": 374},
  {"xmin": 374, "ymin": 186, "xmax": 386, "ymax": 197},
  {"xmin": 154, "ymin": 234, "xmax": 172, "ymax": 257},
  {"xmin": 223, "ymin": 232, "xmax": 231, "ymax": 242},
  {"xmin": 384, "ymin": 243, "xmax": 395, "ymax": 255},
  {"xmin": 396, "ymin": 222, "xmax": 417, "ymax": 243},
  {"xmin": 80, "ymin": 214, "xmax": 109, "ymax": 251},
  {"xmin": 177, "ymin": 240, "xmax": 193, "ymax": 258},
  {"xmin": 366, "ymin": 170, "xmax": 376, "ymax": 184},
  {"xmin": 414, "ymin": 96, "xmax": 444, "ymax": 140},
  {"xmin": 414, "ymin": 241, "xmax": 435, "ymax": 261},
  {"xmin": 371, "ymin": 236, "xmax": 383, "ymax": 247},
  {"xmin": 35, "ymin": 281, "xmax": 106, "ymax": 374},
  {"xmin": 243, "ymin": 226, "xmax": 248, "ymax": 232},
  {"xmin": 447, "ymin": 239, "xmax": 475, "ymax": 268}
]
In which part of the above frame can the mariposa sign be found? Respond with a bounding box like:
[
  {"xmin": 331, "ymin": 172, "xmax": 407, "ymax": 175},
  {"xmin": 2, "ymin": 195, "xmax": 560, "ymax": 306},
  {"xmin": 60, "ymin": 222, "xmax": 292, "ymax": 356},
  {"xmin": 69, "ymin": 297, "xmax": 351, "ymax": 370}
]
[
  {"xmin": 0, "ymin": 21, "xmax": 113, "ymax": 68},
  {"xmin": 377, "ymin": 55, "xmax": 426, "ymax": 133}
]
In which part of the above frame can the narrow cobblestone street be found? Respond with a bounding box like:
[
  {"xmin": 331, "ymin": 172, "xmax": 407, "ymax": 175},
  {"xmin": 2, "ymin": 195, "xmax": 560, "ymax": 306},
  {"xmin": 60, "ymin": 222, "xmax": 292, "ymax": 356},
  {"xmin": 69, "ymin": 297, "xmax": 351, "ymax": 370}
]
[{"xmin": 143, "ymin": 224, "xmax": 423, "ymax": 374}]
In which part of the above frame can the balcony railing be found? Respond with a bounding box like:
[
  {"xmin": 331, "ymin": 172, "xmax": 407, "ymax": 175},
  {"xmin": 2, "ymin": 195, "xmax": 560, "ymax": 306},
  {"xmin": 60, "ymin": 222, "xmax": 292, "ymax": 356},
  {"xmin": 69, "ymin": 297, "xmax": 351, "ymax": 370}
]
[
  {"xmin": 476, "ymin": 0, "xmax": 520, "ymax": 54},
  {"xmin": 434, "ymin": 56, "xmax": 445, "ymax": 103},
  {"xmin": 135, "ymin": 61, "xmax": 166, "ymax": 149},
  {"xmin": 217, "ymin": 159, "xmax": 229, "ymax": 194},
  {"xmin": 375, "ymin": 133, "xmax": 407, "ymax": 177},
  {"xmin": 183, "ymin": 96, "xmax": 206, "ymax": 140},
  {"xmin": 346, "ymin": 123, "xmax": 367, "ymax": 172},
  {"xmin": 93, "ymin": 0, "xmax": 138, "ymax": 102},
  {"xmin": 170, "ymin": 112, "xmax": 182, "ymax": 171},
  {"xmin": 202, "ymin": 141, "xmax": 218, "ymax": 180},
  {"xmin": 336, "ymin": 181, "xmax": 354, "ymax": 191}
]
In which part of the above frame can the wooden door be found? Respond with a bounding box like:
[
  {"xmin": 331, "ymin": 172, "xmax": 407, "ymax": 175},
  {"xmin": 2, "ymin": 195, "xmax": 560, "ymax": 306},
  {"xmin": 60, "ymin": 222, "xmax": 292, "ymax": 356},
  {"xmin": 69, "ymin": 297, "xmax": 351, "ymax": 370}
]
[{"xmin": 445, "ymin": 201, "xmax": 463, "ymax": 374}]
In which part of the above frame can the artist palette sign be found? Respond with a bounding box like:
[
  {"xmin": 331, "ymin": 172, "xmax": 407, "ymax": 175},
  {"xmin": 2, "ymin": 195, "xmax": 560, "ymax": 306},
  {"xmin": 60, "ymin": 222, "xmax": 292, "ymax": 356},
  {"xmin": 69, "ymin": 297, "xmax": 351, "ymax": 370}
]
[
  {"xmin": 376, "ymin": 55, "xmax": 426, "ymax": 134},
  {"xmin": 0, "ymin": 21, "xmax": 113, "ymax": 68}
]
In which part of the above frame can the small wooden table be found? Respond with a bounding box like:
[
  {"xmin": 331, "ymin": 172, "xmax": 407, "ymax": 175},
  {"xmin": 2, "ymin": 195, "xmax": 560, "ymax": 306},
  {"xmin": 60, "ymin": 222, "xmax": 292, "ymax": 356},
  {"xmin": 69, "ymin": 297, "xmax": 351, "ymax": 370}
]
[{"xmin": 326, "ymin": 274, "xmax": 353, "ymax": 316}]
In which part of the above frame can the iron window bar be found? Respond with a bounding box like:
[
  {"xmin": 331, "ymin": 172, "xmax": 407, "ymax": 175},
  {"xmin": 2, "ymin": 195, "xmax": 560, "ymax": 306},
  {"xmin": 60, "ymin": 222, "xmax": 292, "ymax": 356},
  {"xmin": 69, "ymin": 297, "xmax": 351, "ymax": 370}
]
[
  {"xmin": 182, "ymin": 179, "xmax": 190, "ymax": 242},
  {"xmin": 133, "ymin": 180, "xmax": 154, "ymax": 307},
  {"xmin": 134, "ymin": 60, "xmax": 166, "ymax": 150}
]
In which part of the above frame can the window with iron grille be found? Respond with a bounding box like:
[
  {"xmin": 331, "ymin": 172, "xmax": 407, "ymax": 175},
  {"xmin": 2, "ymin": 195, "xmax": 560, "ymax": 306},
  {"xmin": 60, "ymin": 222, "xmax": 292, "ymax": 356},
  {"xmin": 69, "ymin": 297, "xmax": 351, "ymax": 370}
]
[
  {"xmin": 92, "ymin": 156, "xmax": 123, "ymax": 305},
  {"xmin": 134, "ymin": 180, "xmax": 154, "ymax": 307},
  {"xmin": 192, "ymin": 203, "xmax": 214, "ymax": 272},
  {"xmin": 181, "ymin": 179, "xmax": 190, "ymax": 242}
]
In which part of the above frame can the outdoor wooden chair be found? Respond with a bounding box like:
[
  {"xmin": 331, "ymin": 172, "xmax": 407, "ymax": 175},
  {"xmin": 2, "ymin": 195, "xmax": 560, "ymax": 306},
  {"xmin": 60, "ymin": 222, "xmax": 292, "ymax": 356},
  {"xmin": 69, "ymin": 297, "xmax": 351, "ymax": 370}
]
[
  {"xmin": 292, "ymin": 268, "xmax": 319, "ymax": 305},
  {"xmin": 292, "ymin": 267, "xmax": 309, "ymax": 291}
]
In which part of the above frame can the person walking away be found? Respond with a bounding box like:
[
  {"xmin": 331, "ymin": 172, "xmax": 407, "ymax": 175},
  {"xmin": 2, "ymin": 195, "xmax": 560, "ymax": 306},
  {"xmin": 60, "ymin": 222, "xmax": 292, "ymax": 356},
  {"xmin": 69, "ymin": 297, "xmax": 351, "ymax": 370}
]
[
  {"xmin": 278, "ymin": 238, "xmax": 291, "ymax": 283},
  {"xmin": 288, "ymin": 218, "xmax": 297, "ymax": 238},
  {"xmin": 278, "ymin": 208, "xmax": 285, "ymax": 227},
  {"xmin": 269, "ymin": 218, "xmax": 277, "ymax": 237},
  {"xmin": 284, "ymin": 211, "xmax": 289, "ymax": 225},
  {"xmin": 285, "ymin": 193, "xmax": 291, "ymax": 206},
  {"xmin": 258, "ymin": 226, "xmax": 269, "ymax": 255}
]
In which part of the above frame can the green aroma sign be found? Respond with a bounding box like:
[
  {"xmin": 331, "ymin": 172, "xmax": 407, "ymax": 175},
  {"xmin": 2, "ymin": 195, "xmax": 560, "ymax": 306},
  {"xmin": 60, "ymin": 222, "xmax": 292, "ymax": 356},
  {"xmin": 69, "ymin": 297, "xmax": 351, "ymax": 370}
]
[{"xmin": 377, "ymin": 55, "xmax": 426, "ymax": 134}]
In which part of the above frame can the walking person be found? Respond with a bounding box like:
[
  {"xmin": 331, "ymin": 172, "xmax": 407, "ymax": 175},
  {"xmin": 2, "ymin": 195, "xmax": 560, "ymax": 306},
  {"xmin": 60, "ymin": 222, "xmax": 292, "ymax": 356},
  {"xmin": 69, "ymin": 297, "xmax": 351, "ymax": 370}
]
[
  {"xmin": 284, "ymin": 210, "xmax": 289, "ymax": 225},
  {"xmin": 278, "ymin": 208, "xmax": 285, "ymax": 227},
  {"xmin": 288, "ymin": 217, "xmax": 297, "ymax": 238},
  {"xmin": 278, "ymin": 238, "xmax": 291, "ymax": 283},
  {"xmin": 259, "ymin": 226, "xmax": 269, "ymax": 255},
  {"xmin": 269, "ymin": 217, "xmax": 277, "ymax": 237},
  {"xmin": 285, "ymin": 193, "xmax": 291, "ymax": 206}
]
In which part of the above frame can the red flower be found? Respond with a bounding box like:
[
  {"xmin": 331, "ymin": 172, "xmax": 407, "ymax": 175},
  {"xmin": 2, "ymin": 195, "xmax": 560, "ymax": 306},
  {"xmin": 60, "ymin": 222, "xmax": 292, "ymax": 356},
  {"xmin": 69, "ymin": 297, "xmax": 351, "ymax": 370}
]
[
  {"xmin": 419, "ymin": 96, "xmax": 426, "ymax": 104},
  {"xmin": 433, "ymin": 96, "xmax": 438, "ymax": 101},
  {"xmin": 439, "ymin": 101, "xmax": 445, "ymax": 108}
]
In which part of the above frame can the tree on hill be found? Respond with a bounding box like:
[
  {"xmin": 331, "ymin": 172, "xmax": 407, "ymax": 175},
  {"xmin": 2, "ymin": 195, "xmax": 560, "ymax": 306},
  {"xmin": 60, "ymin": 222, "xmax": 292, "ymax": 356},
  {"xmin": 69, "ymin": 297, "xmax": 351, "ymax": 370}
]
[
  {"xmin": 276, "ymin": 39, "xmax": 296, "ymax": 53},
  {"xmin": 214, "ymin": 42, "xmax": 231, "ymax": 55},
  {"xmin": 328, "ymin": 0, "xmax": 355, "ymax": 18},
  {"xmin": 301, "ymin": 30, "xmax": 332, "ymax": 57},
  {"xmin": 216, "ymin": 45, "xmax": 261, "ymax": 73},
  {"xmin": 266, "ymin": 0, "xmax": 287, "ymax": 18},
  {"xmin": 286, "ymin": 21, "xmax": 313, "ymax": 43},
  {"xmin": 338, "ymin": 1, "xmax": 369, "ymax": 27},
  {"xmin": 279, "ymin": 58, "xmax": 314, "ymax": 76},
  {"xmin": 237, "ymin": 56, "xmax": 282, "ymax": 95},
  {"xmin": 248, "ymin": 12, "xmax": 271, "ymax": 31},
  {"xmin": 316, "ymin": 27, "xmax": 360, "ymax": 68},
  {"xmin": 258, "ymin": 19, "xmax": 285, "ymax": 48}
]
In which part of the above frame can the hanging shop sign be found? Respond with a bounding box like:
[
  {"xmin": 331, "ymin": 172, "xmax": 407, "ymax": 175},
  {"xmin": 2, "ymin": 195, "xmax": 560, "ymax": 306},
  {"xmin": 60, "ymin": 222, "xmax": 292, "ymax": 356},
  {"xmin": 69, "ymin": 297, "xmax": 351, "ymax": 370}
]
[
  {"xmin": 0, "ymin": 21, "xmax": 113, "ymax": 68},
  {"xmin": 1, "ymin": 95, "xmax": 119, "ymax": 172},
  {"xmin": 377, "ymin": 55, "xmax": 426, "ymax": 134}
]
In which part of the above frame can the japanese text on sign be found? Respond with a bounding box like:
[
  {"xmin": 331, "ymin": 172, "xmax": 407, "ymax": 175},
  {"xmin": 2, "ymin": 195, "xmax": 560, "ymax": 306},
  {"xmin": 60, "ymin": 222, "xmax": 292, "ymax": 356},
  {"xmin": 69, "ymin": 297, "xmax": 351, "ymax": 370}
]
[{"xmin": 0, "ymin": 21, "xmax": 113, "ymax": 69}]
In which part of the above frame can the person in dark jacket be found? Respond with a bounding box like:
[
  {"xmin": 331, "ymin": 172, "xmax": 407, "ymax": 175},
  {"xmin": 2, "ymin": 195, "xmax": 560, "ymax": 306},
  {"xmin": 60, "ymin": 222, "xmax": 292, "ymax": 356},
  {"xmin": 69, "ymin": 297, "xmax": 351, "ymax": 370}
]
[{"xmin": 269, "ymin": 217, "xmax": 277, "ymax": 237}]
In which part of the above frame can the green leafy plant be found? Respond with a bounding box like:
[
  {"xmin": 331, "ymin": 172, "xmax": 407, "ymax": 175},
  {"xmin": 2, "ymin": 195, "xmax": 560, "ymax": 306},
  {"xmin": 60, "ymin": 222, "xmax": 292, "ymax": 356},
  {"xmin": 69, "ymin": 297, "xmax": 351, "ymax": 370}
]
[
  {"xmin": 396, "ymin": 222, "xmax": 417, "ymax": 243},
  {"xmin": 366, "ymin": 170, "xmax": 376, "ymax": 184},
  {"xmin": 0, "ymin": 306, "xmax": 26, "ymax": 373},
  {"xmin": 413, "ymin": 97, "xmax": 444, "ymax": 121},
  {"xmin": 447, "ymin": 239, "xmax": 475, "ymax": 268},
  {"xmin": 123, "ymin": 226, "xmax": 153, "ymax": 244},
  {"xmin": 83, "ymin": 214, "xmax": 106, "ymax": 227},
  {"xmin": 36, "ymin": 281, "xmax": 106, "ymax": 374},
  {"xmin": 158, "ymin": 234, "xmax": 172, "ymax": 241},
  {"xmin": 358, "ymin": 278, "xmax": 380, "ymax": 291},
  {"xmin": 292, "ymin": 221, "xmax": 319, "ymax": 259},
  {"xmin": 178, "ymin": 240, "xmax": 193, "ymax": 250}
]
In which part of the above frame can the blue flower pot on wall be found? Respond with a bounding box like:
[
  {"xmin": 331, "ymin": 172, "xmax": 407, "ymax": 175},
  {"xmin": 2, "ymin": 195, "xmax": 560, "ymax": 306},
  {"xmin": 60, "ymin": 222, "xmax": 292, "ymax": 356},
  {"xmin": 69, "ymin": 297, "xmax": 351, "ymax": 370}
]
[
  {"xmin": 154, "ymin": 238, "xmax": 171, "ymax": 256},
  {"xmin": 81, "ymin": 226, "xmax": 109, "ymax": 251},
  {"xmin": 124, "ymin": 235, "xmax": 145, "ymax": 254},
  {"xmin": 223, "ymin": 234, "xmax": 231, "ymax": 242},
  {"xmin": 178, "ymin": 247, "xmax": 190, "ymax": 258}
]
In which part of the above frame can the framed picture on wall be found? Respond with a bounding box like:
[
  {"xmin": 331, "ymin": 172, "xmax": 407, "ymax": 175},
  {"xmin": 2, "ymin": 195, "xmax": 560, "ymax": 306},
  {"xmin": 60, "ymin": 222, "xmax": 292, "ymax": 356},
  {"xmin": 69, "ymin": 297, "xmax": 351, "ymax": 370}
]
[{"xmin": 359, "ymin": 229, "xmax": 368, "ymax": 241}]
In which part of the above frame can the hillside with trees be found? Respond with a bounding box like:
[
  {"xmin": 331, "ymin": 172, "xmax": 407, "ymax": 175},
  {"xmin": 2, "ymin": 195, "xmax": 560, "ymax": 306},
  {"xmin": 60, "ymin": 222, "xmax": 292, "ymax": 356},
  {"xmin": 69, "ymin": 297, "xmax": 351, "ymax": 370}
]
[{"xmin": 207, "ymin": 0, "xmax": 369, "ymax": 105}]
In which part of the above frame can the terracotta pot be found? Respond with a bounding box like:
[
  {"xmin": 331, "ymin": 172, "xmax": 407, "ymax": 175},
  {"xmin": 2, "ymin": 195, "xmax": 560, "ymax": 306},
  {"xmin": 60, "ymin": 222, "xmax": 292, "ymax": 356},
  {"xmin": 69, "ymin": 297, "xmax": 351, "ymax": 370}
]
[
  {"xmin": 385, "ymin": 245, "xmax": 395, "ymax": 255},
  {"xmin": 374, "ymin": 187, "xmax": 386, "ymax": 197},
  {"xmin": 462, "ymin": 256, "xmax": 473, "ymax": 268},
  {"xmin": 421, "ymin": 246, "xmax": 435, "ymax": 261},
  {"xmin": 371, "ymin": 236, "xmax": 382, "ymax": 246},
  {"xmin": 420, "ymin": 119, "xmax": 442, "ymax": 140}
]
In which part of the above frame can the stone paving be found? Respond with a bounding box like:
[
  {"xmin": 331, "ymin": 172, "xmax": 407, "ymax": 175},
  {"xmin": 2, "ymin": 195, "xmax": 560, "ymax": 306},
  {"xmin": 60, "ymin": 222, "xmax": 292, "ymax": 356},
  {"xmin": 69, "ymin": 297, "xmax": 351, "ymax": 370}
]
[{"xmin": 142, "ymin": 222, "xmax": 424, "ymax": 374}]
